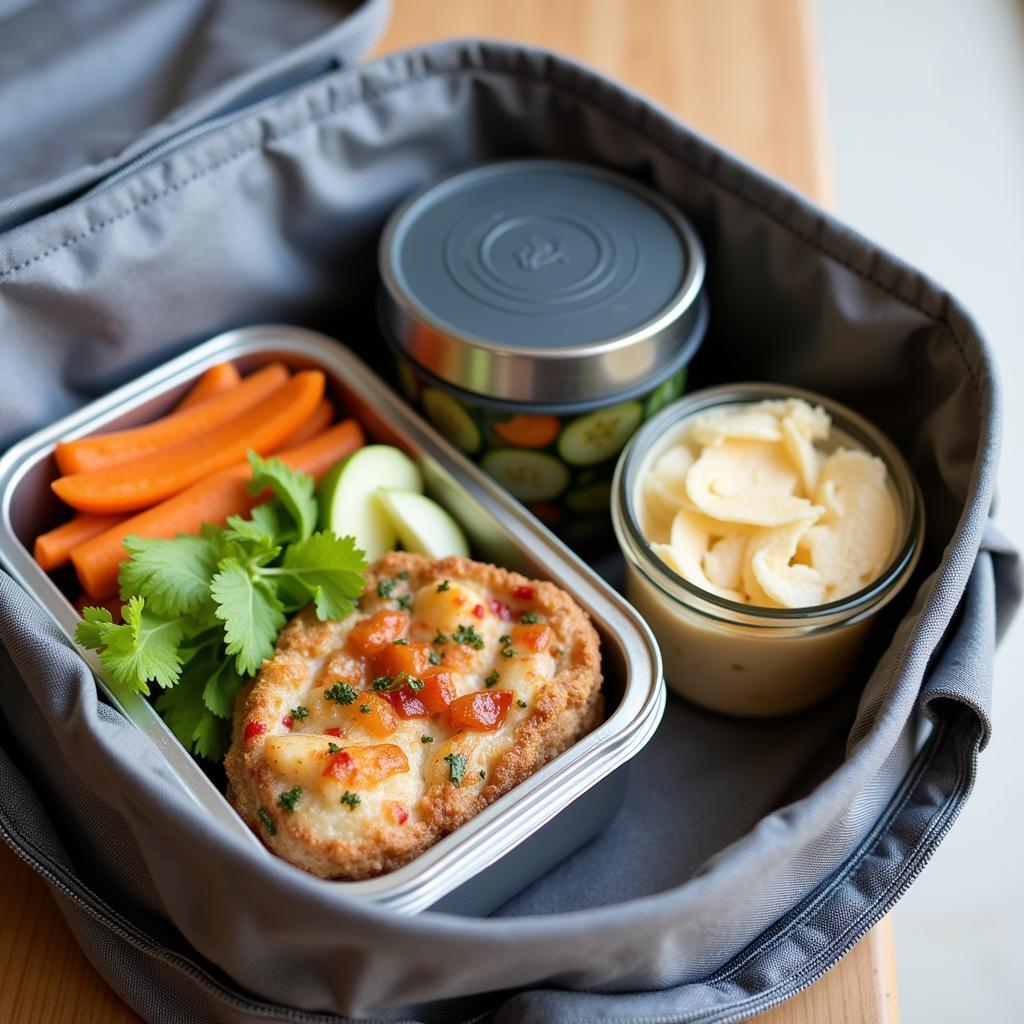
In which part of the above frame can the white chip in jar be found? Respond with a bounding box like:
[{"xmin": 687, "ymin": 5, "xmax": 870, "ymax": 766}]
[
  {"xmin": 748, "ymin": 515, "xmax": 827, "ymax": 609},
  {"xmin": 799, "ymin": 449, "xmax": 897, "ymax": 600},
  {"xmin": 651, "ymin": 509, "xmax": 746, "ymax": 602},
  {"xmin": 780, "ymin": 415, "xmax": 822, "ymax": 494},
  {"xmin": 703, "ymin": 531, "xmax": 749, "ymax": 592},
  {"xmin": 688, "ymin": 406, "xmax": 783, "ymax": 446},
  {"xmin": 685, "ymin": 439, "xmax": 815, "ymax": 526}
]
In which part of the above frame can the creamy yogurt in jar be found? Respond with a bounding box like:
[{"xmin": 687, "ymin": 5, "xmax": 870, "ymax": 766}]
[{"xmin": 611, "ymin": 384, "xmax": 924, "ymax": 716}]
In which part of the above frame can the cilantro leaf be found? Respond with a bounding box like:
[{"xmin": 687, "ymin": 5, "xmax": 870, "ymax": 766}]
[
  {"xmin": 118, "ymin": 533, "xmax": 218, "ymax": 616},
  {"xmin": 211, "ymin": 560, "xmax": 286, "ymax": 676},
  {"xmin": 154, "ymin": 660, "xmax": 231, "ymax": 760},
  {"xmin": 268, "ymin": 531, "xmax": 366, "ymax": 620},
  {"xmin": 178, "ymin": 633, "xmax": 244, "ymax": 719},
  {"xmin": 246, "ymin": 451, "xmax": 317, "ymax": 543},
  {"xmin": 76, "ymin": 596, "xmax": 185, "ymax": 695},
  {"xmin": 224, "ymin": 503, "xmax": 283, "ymax": 547},
  {"xmin": 76, "ymin": 605, "xmax": 114, "ymax": 650}
]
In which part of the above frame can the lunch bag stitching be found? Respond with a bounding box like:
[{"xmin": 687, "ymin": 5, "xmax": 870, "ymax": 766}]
[
  {"xmin": 0, "ymin": 809, "xmax": 393, "ymax": 1023},
  {"xmin": 0, "ymin": 61, "xmax": 981, "ymax": 400},
  {"xmin": 619, "ymin": 724, "xmax": 969, "ymax": 1024},
  {"xmin": 689, "ymin": 727, "xmax": 973, "ymax": 1024},
  {"xmin": 704, "ymin": 715, "xmax": 944, "ymax": 987}
]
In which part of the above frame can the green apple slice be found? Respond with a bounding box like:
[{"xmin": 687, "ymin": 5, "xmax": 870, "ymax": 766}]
[
  {"xmin": 376, "ymin": 488, "xmax": 470, "ymax": 558},
  {"xmin": 317, "ymin": 445, "xmax": 423, "ymax": 561}
]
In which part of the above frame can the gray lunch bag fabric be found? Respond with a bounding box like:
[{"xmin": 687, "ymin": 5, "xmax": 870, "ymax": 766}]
[{"xmin": 0, "ymin": 4, "xmax": 1020, "ymax": 1022}]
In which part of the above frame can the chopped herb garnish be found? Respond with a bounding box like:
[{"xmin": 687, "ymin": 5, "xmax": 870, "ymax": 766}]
[
  {"xmin": 501, "ymin": 646, "xmax": 517, "ymax": 658},
  {"xmin": 433, "ymin": 630, "xmax": 449, "ymax": 646},
  {"xmin": 520, "ymin": 612, "xmax": 541, "ymax": 624},
  {"xmin": 398, "ymin": 570, "xmax": 409, "ymax": 580},
  {"xmin": 479, "ymin": 770, "xmax": 486, "ymax": 779},
  {"xmin": 437, "ymin": 579, "xmax": 450, "ymax": 592},
  {"xmin": 397, "ymin": 593, "xmax": 413, "ymax": 610},
  {"xmin": 256, "ymin": 808, "xmax": 277, "ymax": 835},
  {"xmin": 340, "ymin": 791, "xmax": 361, "ymax": 810},
  {"xmin": 289, "ymin": 705, "xmax": 309, "ymax": 720},
  {"xmin": 325, "ymin": 681, "xmax": 358, "ymax": 705},
  {"xmin": 444, "ymin": 752, "xmax": 468, "ymax": 787},
  {"xmin": 359, "ymin": 704, "xmax": 371, "ymax": 714},
  {"xmin": 517, "ymin": 699, "xmax": 528, "ymax": 708},
  {"xmin": 452, "ymin": 624, "xmax": 485, "ymax": 650},
  {"xmin": 327, "ymin": 742, "xmax": 341, "ymax": 754},
  {"xmin": 377, "ymin": 577, "xmax": 397, "ymax": 598},
  {"xmin": 277, "ymin": 787, "xmax": 302, "ymax": 813},
  {"xmin": 372, "ymin": 671, "xmax": 423, "ymax": 693},
  {"xmin": 393, "ymin": 637, "xmax": 409, "ymax": 645},
  {"xmin": 554, "ymin": 647, "xmax": 565, "ymax": 658},
  {"xmin": 485, "ymin": 670, "xmax": 500, "ymax": 688},
  {"xmin": 421, "ymin": 734, "xmax": 433, "ymax": 744},
  {"xmin": 428, "ymin": 651, "xmax": 442, "ymax": 666}
]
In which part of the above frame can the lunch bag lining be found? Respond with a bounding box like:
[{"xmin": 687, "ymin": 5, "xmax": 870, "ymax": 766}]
[{"xmin": 0, "ymin": 53, "xmax": 984, "ymax": 411}]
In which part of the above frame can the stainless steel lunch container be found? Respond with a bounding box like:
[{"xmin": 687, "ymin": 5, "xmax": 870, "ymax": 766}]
[{"xmin": 0, "ymin": 325, "xmax": 664, "ymax": 916}]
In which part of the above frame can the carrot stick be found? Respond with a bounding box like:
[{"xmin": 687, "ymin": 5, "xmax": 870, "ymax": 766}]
[
  {"xmin": 33, "ymin": 513, "xmax": 123, "ymax": 572},
  {"xmin": 70, "ymin": 419, "xmax": 364, "ymax": 599},
  {"xmin": 53, "ymin": 371, "xmax": 325, "ymax": 514},
  {"xmin": 174, "ymin": 363, "xmax": 241, "ymax": 412},
  {"xmin": 54, "ymin": 362, "xmax": 289, "ymax": 475},
  {"xmin": 279, "ymin": 399, "xmax": 334, "ymax": 448}
]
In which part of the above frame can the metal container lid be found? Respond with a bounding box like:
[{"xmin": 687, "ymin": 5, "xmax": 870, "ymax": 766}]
[{"xmin": 379, "ymin": 160, "xmax": 707, "ymax": 406}]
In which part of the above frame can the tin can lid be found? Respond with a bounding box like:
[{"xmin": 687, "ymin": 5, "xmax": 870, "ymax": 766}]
[{"xmin": 379, "ymin": 160, "xmax": 707, "ymax": 405}]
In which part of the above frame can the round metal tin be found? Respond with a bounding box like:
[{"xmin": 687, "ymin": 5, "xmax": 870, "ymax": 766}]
[{"xmin": 379, "ymin": 160, "xmax": 707, "ymax": 406}]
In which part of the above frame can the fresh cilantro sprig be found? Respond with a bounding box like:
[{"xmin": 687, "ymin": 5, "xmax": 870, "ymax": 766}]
[{"xmin": 75, "ymin": 451, "xmax": 367, "ymax": 761}]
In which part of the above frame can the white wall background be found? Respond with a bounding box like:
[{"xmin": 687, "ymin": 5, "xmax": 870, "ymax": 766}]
[{"xmin": 816, "ymin": 0, "xmax": 1024, "ymax": 1019}]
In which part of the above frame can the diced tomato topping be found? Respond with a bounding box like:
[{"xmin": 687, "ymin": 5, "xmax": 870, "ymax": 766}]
[
  {"xmin": 244, "ymin": 720, "xmax": 267, "ymax": 741},
  {"xmin": 419, "ymin": 671, "xmax": 455, "ymax": 713},
  {"xmin": 511, "ymin": 622, "xmax": 553, "ymax": 653},
  {"xmin": 324, "ymin": 727, "xmax": 342, "ymax": 737},
  {"xmin": 326, "ymin": 750, "xmax": 353, "ymax": 773},
  {"xmin": 448, "ymin": 690, "xmax": 514, "ymax": 731},
  {"xmin": 338, "ymin": 692, "xmax": 399, "ymax": 738},
  {"xmin": 347, "ymin": 610, "xmax": 409, "ymax": 656},
  {"xmin": 282, "ymin": 714, "xmax": 294, "ymax": 730},
  {"xmin": 488, "ymin": 598, "xmax": 512, "ymax": 621},
  {"xmin": 386, "ymin": 689, "xmax": 429, "ymax": 719},
  {"xmin": 513, "ymin": 585, "xmax": 535, "ymax": 600},
  {"xmin": 472, "ymin": 603, "xmax": 485, "ymax": 619},
  {"xmin": 322, "ymin": 743, "xmax": 409, "ymax": 787},
  {"xmin": 386, "ymin": 802, "xmax": 409, "ymax": 826},
  {"xmin": 371, "ymin": 641, "xmax": 431, "ymax": 680}
]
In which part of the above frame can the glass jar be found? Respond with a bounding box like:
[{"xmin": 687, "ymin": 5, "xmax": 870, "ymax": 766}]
[{"xmin": 611, "ymin": 383, "xmax": 925, "ymax": 716}]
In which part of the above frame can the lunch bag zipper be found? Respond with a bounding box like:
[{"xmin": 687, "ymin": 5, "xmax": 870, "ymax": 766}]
[
  {"xmin": 0, "ymin": 812, "xmax": 402, "ymax": 1024},
  {"xmin": 695, "ymin": 711, "xmax": 977, "ymax": 1024},
  {"xmin": 0, "ymin": 708, "xmax": 978, "ymax": 1024}
]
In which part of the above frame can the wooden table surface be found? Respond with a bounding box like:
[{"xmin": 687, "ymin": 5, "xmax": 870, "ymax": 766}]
[{"xmin": 0, "ymin": 2, "xmax": 897, "ymax": 1021}]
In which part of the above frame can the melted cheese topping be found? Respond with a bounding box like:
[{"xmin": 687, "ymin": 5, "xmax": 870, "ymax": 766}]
[{"xmin": 255, "ymin": 577, "xmax": 559, "ymax": 841}]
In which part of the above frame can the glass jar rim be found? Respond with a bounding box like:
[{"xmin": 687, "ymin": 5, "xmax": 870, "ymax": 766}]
[{"xmin": 611, "ymin": 382, "xmax": 925, "ymax": 627}]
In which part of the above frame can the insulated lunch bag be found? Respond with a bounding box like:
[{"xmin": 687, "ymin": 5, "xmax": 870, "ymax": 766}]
[{"xmin": 0, "ymin": 1, "xmax": 1019, "ymax": 1021}]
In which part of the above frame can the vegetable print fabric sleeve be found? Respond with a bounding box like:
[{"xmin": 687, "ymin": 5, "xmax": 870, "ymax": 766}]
[{"xmin": 225, "ymin": 552, "xmax": 603, "ymax": 880}]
